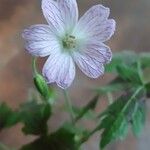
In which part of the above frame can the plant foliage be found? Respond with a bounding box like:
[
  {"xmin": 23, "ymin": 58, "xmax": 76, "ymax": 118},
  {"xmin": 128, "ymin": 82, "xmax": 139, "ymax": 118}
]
[{"xmin": 0, "ymin": 51, "xmax": 150, "ymax": 150}]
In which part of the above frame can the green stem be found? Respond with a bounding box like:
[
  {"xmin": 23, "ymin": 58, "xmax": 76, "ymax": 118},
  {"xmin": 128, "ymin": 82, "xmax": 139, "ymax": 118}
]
[
  {"xmin": 107, "ymin": 92, "xmax": 113, "ymax": 104},
  {"xmin": 74, "ymin": 95, "xmax": 99, "ymax": 123},
  {"xmin": 122, "ymin": 86, "xmax": 143, "ymax": 113},
  {"xmin": 63, "ymin": 90, "xmax": 74, "ymax": 123},
  {"xmin": 32, "ymin": 57, "xmax": 38, "ymax": 76},
  {"xmin": 78, "ymin": 125, "xmax": 100, "ymax": 146}
]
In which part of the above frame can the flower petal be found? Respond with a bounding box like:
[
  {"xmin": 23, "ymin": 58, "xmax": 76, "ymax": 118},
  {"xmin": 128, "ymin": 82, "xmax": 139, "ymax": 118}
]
[
  {"xmin": 22, "ymin": 24, "xmax": 60, "ymax": 57},
  {"xmin": 84, "ymin": 41, "xmax": 112, "ymax": 64},
  {"xmin": 58, "ymin": 0, "xmax": 78, "ymax": 30},
  {"xmin": 75, "ymin": 5, "xmax": 116, "ymax": 42},
  {"xmin": 79, "ymin": 5, "xmax": 110, "ymax": 25},
  {"xmin": 89, "ymin": 19, "xmax": 116, "ymax": 42},
  {"xmin": 42, "ymin": 0, "xmax": 64, "ymax": 33},
  {"xmin": 73, "ymin": 42, "xmax": 108, "ymax": 78},
  {"xmin": 42, "ymin": 52, "xmax": 75, "ymax": 89}
]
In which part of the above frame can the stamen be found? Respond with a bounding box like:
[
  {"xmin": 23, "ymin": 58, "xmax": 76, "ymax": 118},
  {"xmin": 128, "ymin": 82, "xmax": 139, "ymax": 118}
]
[{"xmin": 62, "ymin": 34, "xmax": 76, "ymax": 49}]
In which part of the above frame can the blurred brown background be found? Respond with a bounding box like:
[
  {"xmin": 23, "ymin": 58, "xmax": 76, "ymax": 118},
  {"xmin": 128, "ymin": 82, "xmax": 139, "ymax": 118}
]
[{"xmin": 0, "ymin": 0, "xmax": 150, "ymax": 150}]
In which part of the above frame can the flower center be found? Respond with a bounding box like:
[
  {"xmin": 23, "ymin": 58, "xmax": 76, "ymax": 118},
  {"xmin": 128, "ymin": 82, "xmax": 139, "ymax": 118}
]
[{"xmin": 62, "ymin": 34, "xmax": 76, "ymax": 49}]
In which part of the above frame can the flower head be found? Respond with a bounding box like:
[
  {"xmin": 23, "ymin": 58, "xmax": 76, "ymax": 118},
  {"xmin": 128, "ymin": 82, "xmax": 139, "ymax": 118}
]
[{"xmin": 22, "ymin": 0, "xmax": 116, "ymax": 89}]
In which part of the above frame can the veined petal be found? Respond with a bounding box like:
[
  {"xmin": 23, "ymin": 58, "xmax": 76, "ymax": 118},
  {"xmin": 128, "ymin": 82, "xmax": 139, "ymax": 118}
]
[
  {"xmin": 42, "ymin": 52, "xmax": 75, "ymax": 89},
  {"xmin": 84, "ymin": 41, "xmax": 112, "ymax": 64},
  {"xmin": 73, "ymin": 46, "xmax": 106, "ymax": 78},
  {"xmin": 22, "ymin": 24, "xmax": 60, "ymax": 57},
  {"xmin": 42, "ymin": 0, "xmax": 64, "ymax": 33},
  {"xmin": 75, "ymin": 5, "xmax": 116, "ymax": 42},
  {"xmin": 89, "ymin": 19, "xmax": 116, "ymax": 42},
  {"xmin": 58, "ymin": 0, "xmax": 78, "ymax": 30},
  {"xmin": 78, "ymin": 5, "xmax": 109, "ymax": 25}
]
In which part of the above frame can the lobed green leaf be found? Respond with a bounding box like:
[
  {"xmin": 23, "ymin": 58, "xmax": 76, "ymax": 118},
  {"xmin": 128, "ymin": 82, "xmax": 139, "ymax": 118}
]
[{"xmin": 99, "ymin": 87, "xmax": 145, "ymax": 149}]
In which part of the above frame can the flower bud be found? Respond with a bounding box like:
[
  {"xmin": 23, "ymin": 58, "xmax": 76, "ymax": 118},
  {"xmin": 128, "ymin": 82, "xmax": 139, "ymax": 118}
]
[{"xmin": 34, "ymin": 74, "xmax": 52, "ymax": 101}]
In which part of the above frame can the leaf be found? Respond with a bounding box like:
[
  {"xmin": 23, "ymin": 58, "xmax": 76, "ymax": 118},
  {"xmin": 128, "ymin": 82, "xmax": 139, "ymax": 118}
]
[
  {"xmin": 99, "ymin": 87, "xmax": 144, "ymax": 149},
  {"xmin": 105, "ymin": 51, "xmax": 138, "ymax": 73},
  {"xmin": 118, "ymin": 120, "xmax": 129, "ymax": 140},
  {"xmin": 20, "ymin": 126, "xmax": 79, "ymax": 150},
  {"xmin": 95, "ymin": 78, "xmax": 129, "ymax": 95},
  {"xmin": 116, "ymin": 63, "xmax": 142, "ymax": 84},
  {"xmin": 140, "ymin": 53, "xmax": 150, "ymax": 68},
  {"xmin": 100, "ymin": 113, "xmax": 128, "ymax": 149},
  {"xmin": 131, "ymin": 100, "xmax": 146, "ymax": 136},
  {"xmin": 105, "ymin": 51, "xmax": 150, "ymax": 78},
  {"xmin": 20, "ymin": 101, "xmax": 51, "ymax": 135},
  {"xmin": 99, "ymin": 99, "xmax": 128, "ymax": 149},
  {"xmin": 0, "ymin": 102, "xmax": 20, "ymax": 130},
  {"xmin": 132, "ymin": 109, "xmax": 144, "ymax": 136}
]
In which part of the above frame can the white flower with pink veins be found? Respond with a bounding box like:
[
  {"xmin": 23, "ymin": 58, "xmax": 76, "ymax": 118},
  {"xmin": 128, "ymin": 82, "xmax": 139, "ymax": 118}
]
[{"xmin": 22, "ymin": 0, "xmax": 116, "ymax": 89}]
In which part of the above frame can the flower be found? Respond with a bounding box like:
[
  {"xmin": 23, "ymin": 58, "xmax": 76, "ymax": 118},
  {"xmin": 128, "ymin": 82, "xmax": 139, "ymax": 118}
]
[{"xmin": 22, "ymin": 0, "xmax": 116, "ymax": 89}]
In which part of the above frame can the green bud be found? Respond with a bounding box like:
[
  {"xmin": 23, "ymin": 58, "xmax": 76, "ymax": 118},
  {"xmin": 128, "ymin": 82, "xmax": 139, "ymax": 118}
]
[{"xmin": 34, "ymin": 74, "xmax": 51, "ymax": 101}]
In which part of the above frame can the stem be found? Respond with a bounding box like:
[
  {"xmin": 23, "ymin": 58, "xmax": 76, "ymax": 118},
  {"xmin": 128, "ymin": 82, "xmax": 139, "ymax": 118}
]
[
  {"xmin": 74, "ymin": 95, "xmax": 99, "ymax": 123},
  {"xmin": 78, "ymin": 125, "xmax": 100, "ymax": 146},
  {"xmin": 63, "ymin": 90, "xmax": 74, "ymax": 123},
  {"xmin": 122, "ymin": 86, "xmax": 143, "ymax": 113},
  {"xmin": 32, "ymin": 57, "xmax": 38, "ymax": 76},
  {"xmin": 107, "ymin": 92, "xmax": 113, "ymax": 104}
]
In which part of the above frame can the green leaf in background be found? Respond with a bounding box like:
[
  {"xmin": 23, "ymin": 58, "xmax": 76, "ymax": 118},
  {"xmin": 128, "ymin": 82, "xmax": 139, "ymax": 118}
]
[
  {"xmin": 96, "ymin": 83, "xmax": 124, "ymax": 94},
  {"xmin": 105, "ymin": 51, "xmax": 138, "ymax": 73},
  {"xmin": 116, "ymin": 63, "xmax": 142, "ymax": 84},
  {"xmin": 131, "ymin": 99, "xmax": 146, "ymax": 136},
  {"xmin": 20, "ymin": 126, "xmax": 79, "ymax": 150},
  {"xmin": 0, "ymin": 102, "xmax": 20, "ymax": 130},
  {"xmin": 140, "ymin": 53, "xmax": 150, "ymax": 68},
  {"xmin": 20, "ymin": 101, "xmax": 51, "ymax": 136},
  {"xmin": 105, "ymin": 51, "xmax": 150, "ymax": 73},
  {"xmin": 99, "ymin": 86, "xmax": 145, "ymax": 149},
  {"xmin": 95, "ymin": 77, "xmax": 130, "ymax": 95},
  {"xmin": 100, "ymin": 113, "xmax": 128, "ymax": 149}
]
